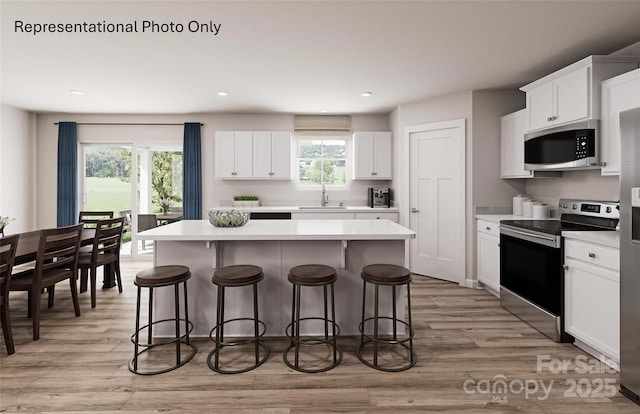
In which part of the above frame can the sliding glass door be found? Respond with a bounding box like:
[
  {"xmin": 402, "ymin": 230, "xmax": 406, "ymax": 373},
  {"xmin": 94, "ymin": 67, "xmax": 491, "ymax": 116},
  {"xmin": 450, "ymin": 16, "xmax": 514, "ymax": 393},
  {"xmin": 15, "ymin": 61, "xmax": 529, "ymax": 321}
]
[{"xmin": 81, "ymin": 143, "xmax": 182, "ymax": 258}]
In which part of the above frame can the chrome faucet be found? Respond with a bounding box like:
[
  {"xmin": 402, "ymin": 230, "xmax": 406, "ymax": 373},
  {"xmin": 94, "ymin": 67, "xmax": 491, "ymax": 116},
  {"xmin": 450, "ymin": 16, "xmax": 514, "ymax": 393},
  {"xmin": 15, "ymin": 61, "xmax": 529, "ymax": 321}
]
[{"xmin": 321, "ymin": 184, "xmax": 328, "ymax": 207}]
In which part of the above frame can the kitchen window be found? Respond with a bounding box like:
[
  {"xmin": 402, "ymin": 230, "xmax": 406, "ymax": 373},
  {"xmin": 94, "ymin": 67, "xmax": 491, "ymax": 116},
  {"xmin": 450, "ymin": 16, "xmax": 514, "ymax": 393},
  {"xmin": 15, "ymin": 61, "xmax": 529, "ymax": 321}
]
[{"xmin": 296, "ymin": 139, "xmax": 347, "ymax": 187}]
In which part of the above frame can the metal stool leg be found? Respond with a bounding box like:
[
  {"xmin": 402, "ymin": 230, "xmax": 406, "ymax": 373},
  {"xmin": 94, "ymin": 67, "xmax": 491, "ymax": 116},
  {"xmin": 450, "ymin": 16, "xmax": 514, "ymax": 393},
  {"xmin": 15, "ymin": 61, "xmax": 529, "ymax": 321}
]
[
  {"xmin": 133, "ymin": 286, "xmax": 141, "ymax": 371},
  {"xmin": 253, "ymin": 282, "xmax": 259, "ymax": 364},
  {"xmin": 373, "ymin": 283, "xmax": 379, "ymax": 367},
  {"xmin": 174, "ymin": 283, "xmax": 181, "ymax": 365}
]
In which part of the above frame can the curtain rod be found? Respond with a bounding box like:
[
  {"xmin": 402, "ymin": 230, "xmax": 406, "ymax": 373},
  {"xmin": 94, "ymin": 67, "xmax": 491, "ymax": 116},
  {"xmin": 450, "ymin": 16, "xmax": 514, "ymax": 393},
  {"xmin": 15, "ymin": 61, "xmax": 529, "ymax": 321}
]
[{"xmin": 53, "ymin": 122, "xmax": 203, "ymax": 126}]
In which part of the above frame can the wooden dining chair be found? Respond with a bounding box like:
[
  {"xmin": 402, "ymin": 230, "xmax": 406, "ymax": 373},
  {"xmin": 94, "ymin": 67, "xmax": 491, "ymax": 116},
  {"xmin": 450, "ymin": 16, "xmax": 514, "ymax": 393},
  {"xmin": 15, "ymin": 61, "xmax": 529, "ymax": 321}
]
[
  {"xmin": 137, "ymin": 214, "xmax": 158, "ymax": 250},
  {"xmin": 78, "ymin": 211, "xmax": 114, "ymax": 228},
  {"xmin": 78, "ymin": 217, "xmax": 125, "ymax": 308},
  {"xmin": 9, "ymin": 224, "xmax": 83, "ymax": 341},
  {"xmin": 1, "ymin": 234, "xmax": 20, "ymax": 355}
]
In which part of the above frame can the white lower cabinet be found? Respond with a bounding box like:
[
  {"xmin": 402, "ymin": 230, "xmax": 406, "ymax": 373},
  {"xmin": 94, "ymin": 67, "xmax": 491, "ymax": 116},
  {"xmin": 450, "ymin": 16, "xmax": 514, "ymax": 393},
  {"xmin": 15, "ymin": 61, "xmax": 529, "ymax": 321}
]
[
  {"xmin": 564, "ymin": 238, "xmax": 620, "ymax": 367},
  {"xmin": 476, "ymin": 219, "xmax": 500, "ymax": 296}
]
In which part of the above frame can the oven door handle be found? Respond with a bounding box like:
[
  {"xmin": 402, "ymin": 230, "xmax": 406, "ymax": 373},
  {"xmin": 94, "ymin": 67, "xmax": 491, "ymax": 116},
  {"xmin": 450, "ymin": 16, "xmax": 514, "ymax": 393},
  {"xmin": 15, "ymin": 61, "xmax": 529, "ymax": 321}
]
[{"xmin": 500, "ymin": 226, "xmax": 560, "ymax": 248}]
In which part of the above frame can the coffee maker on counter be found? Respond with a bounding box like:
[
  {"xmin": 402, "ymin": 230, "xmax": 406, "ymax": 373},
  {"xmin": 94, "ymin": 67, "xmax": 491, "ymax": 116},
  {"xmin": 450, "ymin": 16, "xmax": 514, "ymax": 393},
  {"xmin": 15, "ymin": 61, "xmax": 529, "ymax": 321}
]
[{"xmin": 368, "ymin": 187, "xmax": 391, "ymax": 208}]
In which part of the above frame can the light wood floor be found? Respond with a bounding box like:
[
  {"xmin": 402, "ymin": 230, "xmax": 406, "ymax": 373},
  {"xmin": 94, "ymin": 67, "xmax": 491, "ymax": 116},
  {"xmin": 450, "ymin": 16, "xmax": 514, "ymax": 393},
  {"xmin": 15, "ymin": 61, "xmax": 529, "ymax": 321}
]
[{"xmin": 1, "ymin": 259, "xmax": 639, "ymax": 413}]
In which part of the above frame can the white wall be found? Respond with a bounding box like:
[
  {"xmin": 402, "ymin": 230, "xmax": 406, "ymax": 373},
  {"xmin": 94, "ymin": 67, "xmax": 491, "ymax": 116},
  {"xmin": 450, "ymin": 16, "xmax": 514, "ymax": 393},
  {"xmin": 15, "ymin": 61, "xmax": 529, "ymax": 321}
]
[
  {"xmin": 390, "ymin": 90, "xmax": 526, "ymax": 283},
  {"xmin": 525, "ymin": 170, "xmax": 619, "ymax": 208},
  {"xmin": 34, "ymin": 112, "xmax": 390, "ymax": 227},
  {"xmin": 1, "ymin": 105, "xmax": 35, "ymax": 233}
]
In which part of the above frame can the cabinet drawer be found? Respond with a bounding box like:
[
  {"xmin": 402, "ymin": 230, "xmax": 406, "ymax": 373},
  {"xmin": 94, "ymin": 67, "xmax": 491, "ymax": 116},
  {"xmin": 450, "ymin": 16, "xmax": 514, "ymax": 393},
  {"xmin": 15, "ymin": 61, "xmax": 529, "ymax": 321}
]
[
  {"xmin": 565, "ymin": 239, "xmax": 619, "ymax": 271},
  {"xmin": 477, "ymin": 219, "xmax": 500, "ymax": 237},
  {"xmin": 355, "ymin": 212, "xmax": 398, "ymax": 222}
]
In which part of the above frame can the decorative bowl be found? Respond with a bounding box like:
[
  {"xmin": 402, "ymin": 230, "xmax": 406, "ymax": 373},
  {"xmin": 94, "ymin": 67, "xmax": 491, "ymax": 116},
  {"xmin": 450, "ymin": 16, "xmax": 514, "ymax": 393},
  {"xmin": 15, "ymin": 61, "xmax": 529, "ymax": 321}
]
[{"xmin": 208, "ymin": 210, "xmax": 250, "ymax": 228}]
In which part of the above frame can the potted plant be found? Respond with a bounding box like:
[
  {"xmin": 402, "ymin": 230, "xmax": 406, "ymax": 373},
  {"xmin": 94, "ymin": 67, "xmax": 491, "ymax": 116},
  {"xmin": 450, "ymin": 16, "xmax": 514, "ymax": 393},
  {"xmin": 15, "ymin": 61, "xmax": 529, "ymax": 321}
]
[{"xmin": 232, "ymin": 195, "xmax": 260, "ymax": 207}]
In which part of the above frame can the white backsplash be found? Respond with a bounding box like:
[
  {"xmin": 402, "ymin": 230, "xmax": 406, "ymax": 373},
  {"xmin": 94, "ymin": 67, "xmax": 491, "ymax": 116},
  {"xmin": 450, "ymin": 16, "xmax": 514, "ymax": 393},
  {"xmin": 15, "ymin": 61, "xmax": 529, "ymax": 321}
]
[{"xmin": 524, "ymin": 169, "xmax": 619, "ymax": 208}]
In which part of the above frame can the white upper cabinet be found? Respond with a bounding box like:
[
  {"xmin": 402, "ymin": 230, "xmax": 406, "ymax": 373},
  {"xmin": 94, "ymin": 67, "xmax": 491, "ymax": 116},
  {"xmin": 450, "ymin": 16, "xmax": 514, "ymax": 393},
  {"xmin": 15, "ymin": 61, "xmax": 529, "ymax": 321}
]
[
  {"xmin": 500, "ymin": 109, "xmax": 532, "ymax": 178},
  {"xmin": 520, "ymin": 56, "xmax": 640, "ymax": 133},
  {"xmin": 215, "ymin": 131, "xmax": 253, "ymax": 179},
  {"xmin": 601, "ymin": 68, "xmax": 640, "ymax": 176},
  {"xmin": 353, "ymin": 131, "xmax": 392, "ymax": 180},
  {"xmin": 215, "ymin": 131, "xmax": 291, "ymax": 180},
  {"xmin": 252, "ymin": 131, "xmax": 291, "ymax": 179}
]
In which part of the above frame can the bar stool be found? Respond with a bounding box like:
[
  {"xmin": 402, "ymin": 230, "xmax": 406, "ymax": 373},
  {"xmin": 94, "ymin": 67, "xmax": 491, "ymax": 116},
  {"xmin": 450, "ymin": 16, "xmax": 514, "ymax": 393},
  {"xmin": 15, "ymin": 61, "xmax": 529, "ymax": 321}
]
[
  {"xmin": 356, "ymin": 264, "xmax": 415, "ymax": 372},
  {"xmin": 284, "ymin": 264, "xmax": 342, "ymax": 373},
  {"xmin": 129, "ymin": 265, "xmax": 196, "ymax": 375},
  {"xmin": 207, "ymin": 265, "xmax": 269, "ymax": 374}
]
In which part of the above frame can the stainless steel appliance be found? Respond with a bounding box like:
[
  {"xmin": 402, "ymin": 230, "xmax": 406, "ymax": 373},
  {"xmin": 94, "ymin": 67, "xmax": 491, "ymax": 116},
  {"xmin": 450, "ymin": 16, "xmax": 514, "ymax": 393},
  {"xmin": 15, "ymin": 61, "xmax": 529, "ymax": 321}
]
[
  {"xmin": 619, "ymin": 107, "xmax": 640, "ymax": 406},
  {"xmin": 524, "ymin": 120, "xmax": 600, "ymax": 171},
  {"xmin": 499, "ymin": 199, "xmax": 619, "ymax": 342},
  {"xmin": 368, "ymin": 187, "xmax": 391, "ymax": 208}
]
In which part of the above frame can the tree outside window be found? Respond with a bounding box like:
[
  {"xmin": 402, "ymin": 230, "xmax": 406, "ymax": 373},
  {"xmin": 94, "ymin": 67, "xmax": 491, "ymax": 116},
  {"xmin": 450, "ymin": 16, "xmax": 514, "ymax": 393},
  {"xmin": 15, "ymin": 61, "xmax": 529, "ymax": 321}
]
[{"xmin": 297, "ymin": 139, "xmax": 346, "ymax": 186}]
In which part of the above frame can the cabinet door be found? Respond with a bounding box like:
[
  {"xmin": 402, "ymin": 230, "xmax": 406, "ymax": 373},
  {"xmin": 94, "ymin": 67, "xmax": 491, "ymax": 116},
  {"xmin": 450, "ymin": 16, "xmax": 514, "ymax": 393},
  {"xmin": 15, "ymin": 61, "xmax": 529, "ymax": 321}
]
[
  {"xmin": 501, "ymin": 110, "xmax": 532, "ymax": 178},
  {"xmin": 601, "ymin": 69, "xmax": 640, "ymax": 176},
  {"xmin": 554, "ymin": 66, "xmax": 590, "ymax": 125},
  {"xmin": 373, "ymin": 132, "xmax": 392, "ymax": 179},
  {"xmin": 215, "ymin": 131, "xmax": 236, "ymax": 179},
  {"xmin": 353, "ymin": 132, "xmax": 375, "ymax": 179},
  {"xmin": 270, "ymin": 131, "xmax": 291, "ymax": 179},
  {"xmin": 477, "ymin": 231, "xmax": 500, "ymax": 294},
  {"xmin": 252, "ymin": 132, "xmax": 272, "ymax": 178},
  {"xmin": 233, "ymin": 131, "xmax": 253, "ymax": 178},
  {"xmin": 526, "ymin": 82, "xmax": 554, "ymax": 131},
  {"xmin": 564, "ymin": 258, "xmax": 619, "ymax": 362}
]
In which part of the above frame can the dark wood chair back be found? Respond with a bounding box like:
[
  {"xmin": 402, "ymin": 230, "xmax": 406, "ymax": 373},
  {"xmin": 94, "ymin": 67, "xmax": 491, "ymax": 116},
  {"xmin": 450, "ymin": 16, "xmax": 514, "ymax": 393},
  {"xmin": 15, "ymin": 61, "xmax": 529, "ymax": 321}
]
[
  {"xmin": 137, "ymin": 214, "xmax": 158, "ymax": 250},
  {"xmin": 138, "ymin": 214, "xmax": 158, "ymax": 232},
  {"xmin": 90, "ymin": 217, "xmax": 125, "ymax": 260},
  {"xmin": 35, "ymin": 224, "xmax": 84, "ymax": 283},
  {"xmin": 79, "ymin": 211, "xmax": 115, "ymax": 228},
  {"xmin": 1, "ymin": 234, "xmax": 20, "ymax": 354},
  {"xmin": 78, "ymin": 217, "xmax": 125, "ymax": 307},
  {"xmin": 9, "ymin": 223, "xmax": 84, "ymax": 340}
]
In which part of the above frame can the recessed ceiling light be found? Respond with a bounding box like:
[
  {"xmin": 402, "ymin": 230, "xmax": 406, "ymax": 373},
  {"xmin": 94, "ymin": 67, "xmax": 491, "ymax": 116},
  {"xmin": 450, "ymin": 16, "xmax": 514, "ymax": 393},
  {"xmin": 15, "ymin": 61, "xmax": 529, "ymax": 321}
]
[
  {"xmin": 361, "ymin": 91, "xmax": 372, "ymax": 97},
  {"xmin": 70, "ymin": 90, "xmax": 84, "ymax": 95},
  {"xmin": 320, "ymin": 109, "xmax": 329, "ymax": 113},
  {"xmin": 217, "ymin": 91, "xmax": 228, "ymax": 96}
]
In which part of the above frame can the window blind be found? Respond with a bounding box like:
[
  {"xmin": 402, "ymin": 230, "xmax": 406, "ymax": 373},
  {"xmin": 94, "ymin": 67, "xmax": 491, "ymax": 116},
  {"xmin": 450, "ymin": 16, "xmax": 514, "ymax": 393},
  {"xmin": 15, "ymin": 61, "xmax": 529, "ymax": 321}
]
[{"xmin": 294, "ymin": 115, "xmax": 351, "ymax": 138}]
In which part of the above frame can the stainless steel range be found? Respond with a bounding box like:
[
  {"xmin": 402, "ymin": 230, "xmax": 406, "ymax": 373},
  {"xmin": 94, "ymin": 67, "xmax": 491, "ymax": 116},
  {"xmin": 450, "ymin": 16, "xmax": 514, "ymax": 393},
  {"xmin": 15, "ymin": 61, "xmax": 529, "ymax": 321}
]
[{"xmin": 499, "ymin": 199, "xmax": 619, "ymax": 342}]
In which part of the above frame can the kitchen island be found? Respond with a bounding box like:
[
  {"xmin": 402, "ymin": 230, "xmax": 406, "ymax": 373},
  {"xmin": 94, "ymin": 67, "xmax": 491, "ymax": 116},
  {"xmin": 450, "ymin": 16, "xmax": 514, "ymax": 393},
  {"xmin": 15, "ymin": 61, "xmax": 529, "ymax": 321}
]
[{"xmin": 138, "ymin": 219, "xmax": 415, "ymax": 337}]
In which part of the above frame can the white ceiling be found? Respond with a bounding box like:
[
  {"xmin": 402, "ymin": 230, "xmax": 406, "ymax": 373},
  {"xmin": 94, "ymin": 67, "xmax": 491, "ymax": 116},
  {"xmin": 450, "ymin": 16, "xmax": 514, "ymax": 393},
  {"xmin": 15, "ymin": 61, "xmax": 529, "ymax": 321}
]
[{"xmin": 2, "ymin": 1, "xmax": 640, "ymax": 115}]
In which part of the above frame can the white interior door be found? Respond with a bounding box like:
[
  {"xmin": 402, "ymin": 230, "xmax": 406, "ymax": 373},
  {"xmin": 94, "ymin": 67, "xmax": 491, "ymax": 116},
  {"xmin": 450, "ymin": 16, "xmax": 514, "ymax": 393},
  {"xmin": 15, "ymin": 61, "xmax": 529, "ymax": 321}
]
[{"xmin": 408, "ymin": 120, "xmax": 465, "ymax": 285}]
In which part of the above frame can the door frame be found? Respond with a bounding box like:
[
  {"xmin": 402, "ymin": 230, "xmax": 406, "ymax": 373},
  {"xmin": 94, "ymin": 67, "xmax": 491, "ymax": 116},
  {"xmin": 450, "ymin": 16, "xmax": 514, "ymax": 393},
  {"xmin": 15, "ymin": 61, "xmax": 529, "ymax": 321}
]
[{"xmin": 401, "ymin": 119, "xmax": 466, "ymax": 285}]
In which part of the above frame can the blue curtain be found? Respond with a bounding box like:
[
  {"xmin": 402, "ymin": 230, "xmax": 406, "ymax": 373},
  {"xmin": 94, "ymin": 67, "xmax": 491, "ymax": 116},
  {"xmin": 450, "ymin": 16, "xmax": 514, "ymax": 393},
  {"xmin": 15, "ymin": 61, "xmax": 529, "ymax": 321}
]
[
  {"xmin": 57, "ymin": 122, "xmax": 78, "ymax": 227},
  {"xmin": 183, "ymin": 123, "xmax": 202, "ymax": 219}
]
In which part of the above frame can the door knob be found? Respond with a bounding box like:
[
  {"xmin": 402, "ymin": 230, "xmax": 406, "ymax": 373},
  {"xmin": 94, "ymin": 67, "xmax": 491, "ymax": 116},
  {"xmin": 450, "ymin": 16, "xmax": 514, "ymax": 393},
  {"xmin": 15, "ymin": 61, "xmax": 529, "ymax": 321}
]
[{"xmin": 411, "ymin": 208, "xmax": 419, "ymax": 213}]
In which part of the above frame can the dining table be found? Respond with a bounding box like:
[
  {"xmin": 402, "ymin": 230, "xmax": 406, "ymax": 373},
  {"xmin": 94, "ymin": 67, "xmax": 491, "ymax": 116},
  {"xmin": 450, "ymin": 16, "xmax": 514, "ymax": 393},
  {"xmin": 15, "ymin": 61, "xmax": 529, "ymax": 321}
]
[{"xmin": 12, "ymin": 228, "xmax": 118, "ymax": 289}]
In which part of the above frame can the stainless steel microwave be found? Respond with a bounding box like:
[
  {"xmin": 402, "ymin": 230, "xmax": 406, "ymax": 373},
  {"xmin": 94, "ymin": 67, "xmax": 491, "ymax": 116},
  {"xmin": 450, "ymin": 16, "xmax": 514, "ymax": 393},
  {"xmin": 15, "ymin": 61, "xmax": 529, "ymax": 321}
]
[{"xmin": 524, "ymin": 120, "xmax": 599, "ymax": 171}]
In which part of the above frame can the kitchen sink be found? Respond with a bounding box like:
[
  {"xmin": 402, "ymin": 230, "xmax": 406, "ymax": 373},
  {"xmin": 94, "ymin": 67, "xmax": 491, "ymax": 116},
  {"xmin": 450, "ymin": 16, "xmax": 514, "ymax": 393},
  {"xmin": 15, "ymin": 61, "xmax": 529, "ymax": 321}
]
[{"xmin": 298, "ymin": 206, "xmax": 346, "ymax": 209}]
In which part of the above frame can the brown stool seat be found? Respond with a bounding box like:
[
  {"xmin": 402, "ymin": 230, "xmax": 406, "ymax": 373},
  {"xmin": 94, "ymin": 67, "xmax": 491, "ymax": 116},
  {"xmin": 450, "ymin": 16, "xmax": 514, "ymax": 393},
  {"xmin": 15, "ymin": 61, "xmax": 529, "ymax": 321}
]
[
  {"xmin": 213, "ymin": 265, "xmax": 264, "ymax": 286},
  {"xmin": 361, "ymin": 264, "xmax": 411, "ymax": 285},
  {"xmin": 135, "ymin": 265, "xmax": 190, "ymax": 287},
  {"xmin": 288, "ymin": 264, "xmax": 337, "ymax": 286}
]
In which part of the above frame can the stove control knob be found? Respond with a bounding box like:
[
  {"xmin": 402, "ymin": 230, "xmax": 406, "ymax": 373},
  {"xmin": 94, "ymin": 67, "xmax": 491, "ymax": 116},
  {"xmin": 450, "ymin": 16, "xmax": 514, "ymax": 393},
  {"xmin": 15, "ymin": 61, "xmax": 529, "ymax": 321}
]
[
  {"xmin": 606, "ymin": 206, "xmax": 612, "ymax": 213},
  {"xmin": 572, "ymin": 204, "xmax": 578, "ymax": 210}
]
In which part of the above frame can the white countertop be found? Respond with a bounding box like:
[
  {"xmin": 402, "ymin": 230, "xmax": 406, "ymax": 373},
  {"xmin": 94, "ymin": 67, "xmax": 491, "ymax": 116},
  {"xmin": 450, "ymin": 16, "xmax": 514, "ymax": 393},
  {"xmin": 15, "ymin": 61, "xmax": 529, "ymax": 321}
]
[
  {"xmin": 138, "ymin": 219, "xmax": 415, "ymax": 241},
  {"xmin": 213, "ymin": 205, "xmax": 399, "ymax": 213},
  {"xmin": 562, "ymin": 230, "xmax": 620, "ymax": 249}
]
